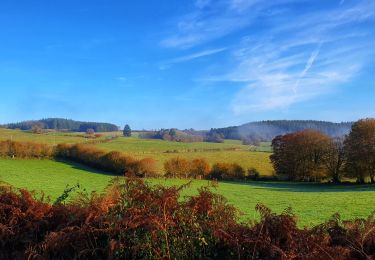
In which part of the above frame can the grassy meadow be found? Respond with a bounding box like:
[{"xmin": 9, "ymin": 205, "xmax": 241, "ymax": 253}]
[
  {"xmin": 0, "ymin": 128, "xmax": 119, "ymax": 144},
  {"xmin": 0, "ymin": 129, "xmax": 273, "ymax": 175},
  {"xmin": 1, "ymin": 159, "xmax": 375, "ymax": 227},
  {"xmin": 95, "ymin": 136, "xmax": 273, "ymax": 175}
]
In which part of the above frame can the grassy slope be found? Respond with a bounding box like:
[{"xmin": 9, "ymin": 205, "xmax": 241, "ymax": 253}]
[
  {"xmin": 0, "ymin": 159, "xmax": 112, "ymax": 200},
  {"xmin": 1, "ymin": 159, "xmax": 375, "ymax": 227},
  {"xmin": 95, "ymin": 137, "xmax": 273, "ymax": 175},
  {"xmin": 0, "ymin": 129, "xmax": 273, "ymax": 175},
  {"xmin": 0, "ymin": 128, "xmax": 119, "ymax": 144}
]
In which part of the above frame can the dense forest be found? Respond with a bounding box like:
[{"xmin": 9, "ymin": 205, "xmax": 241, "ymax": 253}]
[
  {"xmin": 1, "ymin": 118, "xmax": 119, "ymax": 132},
  {"xmin": 208, "ymin": 120, "xmax": 353, "ymax": 142}
]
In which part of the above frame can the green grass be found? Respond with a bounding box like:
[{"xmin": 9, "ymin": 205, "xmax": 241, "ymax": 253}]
[
  {"xmin": 0, "ymin": 159, "xmax": 113, "ymax": 201},
  {"xmin": 1, "ymin": 159, "xmax": 375, "ymax": 227},
  {"xmin": 0, "ymin": 128, "xmax": 119, "ymax": 144},
  {"xmin": 95, "ymin": 137, "xmax": 273, "ymax": 175}
]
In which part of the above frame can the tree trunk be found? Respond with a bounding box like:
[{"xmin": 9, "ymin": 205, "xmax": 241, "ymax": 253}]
[
  {"xmin": 332, "ymin": 174, "xmax": 340, "ymax": 184},
  {"xmin": 357, "ymin": 177, "xmax": 365, "ymax": 184}
]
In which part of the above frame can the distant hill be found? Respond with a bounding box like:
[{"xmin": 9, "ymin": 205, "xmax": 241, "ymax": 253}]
[
  {"xmin": 1, "ymin": 118, "xmax": 119, "ymax": 132},
  {"xmin": 208, "ymin": 120, "xmax": 353, "ymax": 142}
]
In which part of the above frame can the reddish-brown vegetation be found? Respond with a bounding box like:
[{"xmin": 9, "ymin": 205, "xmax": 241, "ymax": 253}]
[
  {"xmin": 0, "ymin": 179, "xmax": 375, "ymax": 259},
  {"xmin": 0, "ymin": 140, "xmax": 54, "ymax": 159},
  {"xmin": 209, "ymin": 162, "xmax": 245, "ymax": 180},
  {"xmin": 55, "ymin": 144, "xmax": 149, "ymax": 176}
]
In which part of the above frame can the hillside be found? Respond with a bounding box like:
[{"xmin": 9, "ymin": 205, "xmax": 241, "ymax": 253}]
[
  {"xmin": 209, "ymin": 120, "xmax": 353, "ymax": 141},
  {"xmin": 1, "ymin": 118, "xmax": 118, "ymax": 132}
]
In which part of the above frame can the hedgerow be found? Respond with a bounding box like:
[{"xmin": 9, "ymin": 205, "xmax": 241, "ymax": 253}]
[
  {"xmin": 55, "ymin": 144, "xmax": 158, "ymax": 177},
  {"xmin": 0, "ymin": 140, "xmax": 54, "ymax": 159}
]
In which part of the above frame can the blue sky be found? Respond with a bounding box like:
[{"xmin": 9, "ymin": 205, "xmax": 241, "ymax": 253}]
[{"xmin": 0, "ymin": 0, "xmax": 374, "ymax": 129}]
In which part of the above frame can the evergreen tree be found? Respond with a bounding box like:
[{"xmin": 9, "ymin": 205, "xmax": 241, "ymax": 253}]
[{"xmin": 123, "ymin": 124, "xmax": 132, "ymax": 137}]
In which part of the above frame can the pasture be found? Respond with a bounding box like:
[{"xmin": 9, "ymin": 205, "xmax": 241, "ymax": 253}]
[
  {"xmin": 0, "ymin": 129, "xmax": 273, "ymax": 175},
  {"xmin": 95, "ymin": 136, "xmax": 273, "ymax": 175},
  {"xmin": 0, "ymin": 128, "xmax": 119, "ymax": 144},
  {"xmin": 1, "ymin": 159, "xmax": 375, "ymax": 227}
]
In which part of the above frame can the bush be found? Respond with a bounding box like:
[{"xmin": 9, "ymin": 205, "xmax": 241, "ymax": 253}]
[
  {"xmin": 247, "ymin": 167, "xmax": 260, "ymax": 180},
  {"xmin": 55, "ymin": 144, "xmax": 141, "ymax": 176},
  {"xmin": 164, "ymin": 157, "xmax": 212, "ymax": 179},
  {"xmin": 164, "ymin": 157, "xmax": 190, "ymax": 178},
  {"xmin": 209, "ymin": 163, "xmax": 245, "ymax": 180},
  {"xmin": 190, "ymin": 158, "xmax": 211, "ymax": 179},
  {"xmin": 0, "ymin": 140, "xmax": 53, "ymax": 159},
  {"xmin": 1, "ymin": 179, "xmax": 374, "ymax": 259},
  {"xmin": 138, "ymin": 157, "xmax": 158, "ymax": 178}
]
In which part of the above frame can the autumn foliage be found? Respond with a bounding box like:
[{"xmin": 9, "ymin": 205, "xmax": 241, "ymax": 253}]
[
  {"xmin": 0, "ymin": 179, "xmax": 374, "ymax": 259},
  {"xmin": 55, "ymin": 144, "xmax": 157, "ymax": 177},
  {"xmin": 0, "ymin": 140, "xmax": 54, "ymax": 159}
]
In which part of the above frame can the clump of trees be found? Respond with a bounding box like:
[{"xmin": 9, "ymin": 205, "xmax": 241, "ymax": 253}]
[
  {"xmin": 204, "ymin": 130, "xmax": 225, "ymax": 143},
  {"xmin": 163, "ymin": 157, "xmax": 248, "ymax": 181},
  {"xmin": 1, "ymin": 178, "xmax": 375, "ymax": 259},
  {"xmin": 344, "ymin": 119, "xmax": 375, "ymax": 183},
  {"xmin": 271, "ymin": 129, "xmax": 331, "ymax": 182},
  {"xmin": 271, "ymin": 119, "xmax": 375, "ymax": 183},
  {"xmin": 140, "ymin": 129, "xmax": 204, "ymax": 143},
  {"xmin": 164, "ymin": 157, "xmax": 211, "ymax": 179},
  {"xmin": 209, "ymin": 163, "xmax": 245, "ymax": 180}
]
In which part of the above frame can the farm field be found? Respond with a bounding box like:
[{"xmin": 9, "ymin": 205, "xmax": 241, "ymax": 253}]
[
  {"xmin": 95, "ymin": 136, "xmax": 273, "ymax": 175},
  {"xmin": 1, "ymin": 158, "xmax": 375, "ymax": 227},
  {"xmin": 0, "ymin": 128, "xmax": 120, "ymax": 144},
  {"xmin": 0, "ymin": 129, "xmax": 273, "ymax": 175}
]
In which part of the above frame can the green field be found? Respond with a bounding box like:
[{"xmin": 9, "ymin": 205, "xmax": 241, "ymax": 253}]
[
  {"xmin": 95, "ymin": 136, "xmax": 273, "ymax": 175},
  {"xmin": 1, "ymin": 159, "xmax": 375, "ymax": 227},
  {"xmin": 0, "ymin": 129, "xmax": 273, "ymax": 175},
  {"xmin": 0, "ymin": 128, "xmax": 120, "ymax": 144}
]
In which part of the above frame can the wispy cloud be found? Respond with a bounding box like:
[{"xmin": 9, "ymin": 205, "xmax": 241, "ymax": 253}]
[
  {"xmin": 166, "ymin": 47, "xmax": 227, "ymax": 64},
  {"xmin": 190, "ymin": 0, "xmax": 375, "ymax": 114},
  {"xmin": 115, "ymin": 77, "xmax": 127, "ymax": 82},
  {"xmin": 160, "ymin": 0, "xmax": 266, "ymax": 49}
]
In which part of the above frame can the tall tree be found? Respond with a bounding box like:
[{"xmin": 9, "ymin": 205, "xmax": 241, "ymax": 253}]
[
  {"xmin": 123, "ymin": 124, "xmax": 132, "ymax": 137},
  {"xmin": 323, "ymin": 137, "xmax": 345, "ymax": 183},
  {"xmin": 270, "ymin": 129, "xmax": 331, "ymax": 181},
  {"xmin": 344, "ymin": 119, "xmax": 375, "ymax": 183}
]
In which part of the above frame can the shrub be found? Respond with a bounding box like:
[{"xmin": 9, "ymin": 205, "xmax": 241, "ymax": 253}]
[
  {"xmin": 1, "ymin": 179, "xmax": 374, "ymax": 259},
  {"xmin": 0, "ymin": 140, "xmax": 53, "ymax": 159},
  {"xmin": 209, "ymin": 163, "xmax": 245, "ymax": 180},
  {"xmin": 86, "ymin": 128, "xmax": 95, "ymax": 135},
  {"xmin": 247, "ymin": 167, "xmax": 260, "ymax": 180},
  {"xmin": 138, "ymin": 157, "xmax": 158, "ymax": 178},
  {"xmin": 190, "ymin": 158, "xmax": 211, "ymax": 179},
  {"xmin": 164, "ymin": 157, "xmax": 191, "ymax": 178},
  {"xmin": 55, "ymin": 144, "xmax": 141, "ymax": 176}
]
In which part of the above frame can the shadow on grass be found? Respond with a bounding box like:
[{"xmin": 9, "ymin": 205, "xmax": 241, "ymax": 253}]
[
  {"xmin": 220, "ymin": 180, "xmax": 375, "ymax": 193},
  {"xmin": 54, "ymin": 159, "xmax": 117, "ymax": 177}
]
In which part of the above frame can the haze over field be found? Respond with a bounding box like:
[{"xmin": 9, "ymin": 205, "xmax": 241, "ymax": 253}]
[{"xmin": 1, "ymin": 0, "xmax": 375, "ymax": 128}]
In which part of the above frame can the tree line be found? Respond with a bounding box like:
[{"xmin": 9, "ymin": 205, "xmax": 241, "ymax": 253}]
[
  {"xmin": 163, "ymin": 157, "xmax": 259, "ymax": 181},
  {"xmin": 2, "ymin": 118, "xmax": 118, "ymax": 132},
  {"xmin": 271, "ymin": 118, "xmax": 375, "ymax": 183},
  {"xmin": 139, "ymin": 128, "xmax": 204, "ymax": 143},
  {"xmin": 209, "ymin": 120, "xmax": 352, "ymax": 143}
]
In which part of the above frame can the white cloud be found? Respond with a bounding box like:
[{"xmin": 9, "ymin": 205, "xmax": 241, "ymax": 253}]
[
  {"xmin": 115, "ymin": 77, "xmax": 127, "ymax": 82},
  {"xmin": 166, "ymin": 47, "xmax": 227, "ymax": 64},
  {"xmin": 161, "ymin": 0, "xmax": 375, "ymax": 115},
  {"xmin": 200, "ymin": 1, "xmax": 375, "ymax": 114},
  {"xmin": 160, "ymin": 0, "xmax": 265, "ymax": 49}
]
